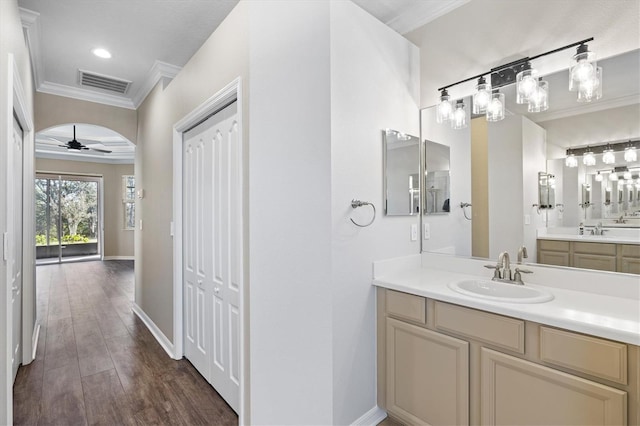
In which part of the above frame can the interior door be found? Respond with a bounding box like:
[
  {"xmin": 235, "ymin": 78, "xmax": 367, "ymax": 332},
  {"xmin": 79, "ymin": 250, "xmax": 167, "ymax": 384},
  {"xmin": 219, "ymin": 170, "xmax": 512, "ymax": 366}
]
[
  {"xmin": 11, "ymin": 114, "xmax": 24, "ymax": 381},
  {"xmin": 183, "ymin": 101, "xmax": 240, "ymax": 413}
]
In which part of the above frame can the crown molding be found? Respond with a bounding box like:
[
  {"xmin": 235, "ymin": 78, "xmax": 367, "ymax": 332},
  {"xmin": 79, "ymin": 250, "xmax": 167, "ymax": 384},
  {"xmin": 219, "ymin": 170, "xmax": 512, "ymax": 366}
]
[
  {"xmin": 38, "ymin": 81, "xmax": 136, "ymax": 109},
  {"xmin": 388, "ymin": 0, "xmax": 470, "ymax": 35},
  {"xmin": 132, "ymin": 60, "xmax": 181, "ymax": 108},
  {"xmin": 532, "ymin": 93, "xmax": 640, "ymax": 123},
  {"xmin": 20, "ymin": 7, "xmax": 44, "ymax": 88}
]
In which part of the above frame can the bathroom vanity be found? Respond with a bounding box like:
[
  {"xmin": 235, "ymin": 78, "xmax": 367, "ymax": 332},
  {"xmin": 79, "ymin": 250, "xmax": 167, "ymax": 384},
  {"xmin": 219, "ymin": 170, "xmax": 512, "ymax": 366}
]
[{"xmin": 374, "ymin": 254, "xmax": 640, "ymax": 426}]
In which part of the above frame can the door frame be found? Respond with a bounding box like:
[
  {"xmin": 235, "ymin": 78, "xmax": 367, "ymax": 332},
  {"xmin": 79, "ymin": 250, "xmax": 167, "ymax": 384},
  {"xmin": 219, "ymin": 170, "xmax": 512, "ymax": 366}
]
[
  {"xmin": 172, "ymin": 77, "xmax": 245, "ymax": 420},
  {"xmin": 2, "ymin": 53, "xmax": 35, "ymax": 425}
]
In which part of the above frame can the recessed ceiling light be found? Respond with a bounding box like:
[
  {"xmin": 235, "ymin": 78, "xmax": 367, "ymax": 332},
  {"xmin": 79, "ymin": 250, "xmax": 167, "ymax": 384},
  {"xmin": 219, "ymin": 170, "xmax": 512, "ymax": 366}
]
[{"xmin": 92, "ymin": 48, "xmax": 111, "ymax": 59}]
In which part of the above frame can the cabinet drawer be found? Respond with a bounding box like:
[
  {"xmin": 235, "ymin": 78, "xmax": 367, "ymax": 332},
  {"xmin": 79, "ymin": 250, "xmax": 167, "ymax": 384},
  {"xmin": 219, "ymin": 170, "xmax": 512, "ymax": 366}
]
[
  {"xmin": 573, "ymin": 241, "xmax": 617, "ymax": 256},
  {"xmin": 538, "ymin": 239, "xmax": 570, "ymax": 252},
  {"xmin": 538, "ymin": 250, "xmax": 570, "ymax": 266},
  {"xmin": 540, "ymin": 326, "xmax": 628, "ymax": 385},
  {"xmin": 434, "ymin": 302, "xmax": 524, "ymax": 353},
  {"xmin": 621, "ymin": 244, "xmax": 640, "ymax": 258},
  {"xmin": 385, "ymin": 290, "xmax": 426, "ymax": 324},
  {"xmin": 572, "ymin": 253, "xmax": 616, "ymax": 272}
]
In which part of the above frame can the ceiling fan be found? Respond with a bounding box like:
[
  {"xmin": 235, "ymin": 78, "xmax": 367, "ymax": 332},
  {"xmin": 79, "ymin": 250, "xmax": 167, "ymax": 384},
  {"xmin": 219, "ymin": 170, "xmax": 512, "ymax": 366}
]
[{"xmin": 56, "ymin": 125, "xmax": 112, "ymax": 153}]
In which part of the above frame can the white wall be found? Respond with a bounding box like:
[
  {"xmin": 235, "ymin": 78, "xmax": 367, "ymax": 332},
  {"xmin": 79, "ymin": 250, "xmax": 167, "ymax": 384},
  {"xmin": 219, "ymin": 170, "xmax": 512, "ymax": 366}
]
[
  {"xmin": 248, "ymin": 2, "xmax": 334, "ymax": 423},
  {"xmin": 329, "ymin": 2, "xmax": 420, "ymax": 423},
  {"xmin": 421, "ymin": 106, "xmax": 472, "ymax": 256}
]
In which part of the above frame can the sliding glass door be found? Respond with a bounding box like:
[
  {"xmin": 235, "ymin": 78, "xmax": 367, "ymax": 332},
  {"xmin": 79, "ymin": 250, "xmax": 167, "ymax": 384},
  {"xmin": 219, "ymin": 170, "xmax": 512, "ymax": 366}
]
[{"xmin": 35, "ymin": 174, "xmax": 101, "ymax": 263}]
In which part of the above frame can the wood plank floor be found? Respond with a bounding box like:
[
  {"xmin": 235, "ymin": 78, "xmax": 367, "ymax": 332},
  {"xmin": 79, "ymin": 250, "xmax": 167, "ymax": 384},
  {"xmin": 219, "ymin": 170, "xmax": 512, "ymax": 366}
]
[{"xmin": 13, "ymin": 260, "xmax": 238, "ymax": 426}]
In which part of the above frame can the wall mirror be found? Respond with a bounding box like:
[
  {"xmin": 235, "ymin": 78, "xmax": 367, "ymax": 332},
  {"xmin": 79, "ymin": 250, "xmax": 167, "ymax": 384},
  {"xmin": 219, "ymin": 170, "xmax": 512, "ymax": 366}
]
[
  {"xmin": 538, "ymin": 172, "xmax": 555, "ymax": 209},
  {"xmin": 424, "ymin": 140, "xmax": 451, "ymax": 215},
  {"xmin": 383, "ymin": 129, "xmax": 420, "ymax": 216},
  {"xmin": 420, "ymin": 48, "xmax": 640, "ymax": 275}
]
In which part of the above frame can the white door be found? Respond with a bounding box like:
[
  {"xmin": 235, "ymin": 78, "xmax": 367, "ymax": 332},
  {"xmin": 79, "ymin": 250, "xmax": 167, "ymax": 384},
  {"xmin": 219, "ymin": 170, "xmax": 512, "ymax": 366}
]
[
  {"xmin": 183, "ymin": 101, "xmax": 240, "ymax": 412},
  {"xmin": 10, "ymin": 114, "xmax": 24, "ymax": 382}
]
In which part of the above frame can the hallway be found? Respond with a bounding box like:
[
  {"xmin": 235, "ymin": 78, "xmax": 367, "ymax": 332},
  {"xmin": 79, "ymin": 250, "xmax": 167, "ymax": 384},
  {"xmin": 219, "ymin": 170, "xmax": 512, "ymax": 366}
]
[{"xmin": 13, "ymin": 261, "xmax": 238, "ymax": 425}]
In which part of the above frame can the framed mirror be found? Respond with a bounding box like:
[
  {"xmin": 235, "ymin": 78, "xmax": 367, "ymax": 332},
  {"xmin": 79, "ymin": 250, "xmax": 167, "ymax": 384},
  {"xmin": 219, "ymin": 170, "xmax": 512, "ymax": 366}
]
[
  {"xmin": 538, "ymin": 172, "xmax": 555, "ymax": 209},
  {"xmin": 424, "ymin": 140, "xmax": 451, "ymax": 215},
  {"xmin": 383, "ymin": 129, "xmax": 420, "ymax": 216}
]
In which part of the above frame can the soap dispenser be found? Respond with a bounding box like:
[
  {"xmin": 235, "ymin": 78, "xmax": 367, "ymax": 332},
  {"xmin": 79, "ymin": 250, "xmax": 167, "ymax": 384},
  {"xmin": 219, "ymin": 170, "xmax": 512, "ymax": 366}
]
[{"xmin": 579, "ymin": 222, "xmax": 584, "ymax": 235}]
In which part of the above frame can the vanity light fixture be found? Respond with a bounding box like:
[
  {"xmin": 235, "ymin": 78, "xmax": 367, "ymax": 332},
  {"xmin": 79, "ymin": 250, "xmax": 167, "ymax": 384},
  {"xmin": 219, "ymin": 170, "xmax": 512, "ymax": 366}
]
[
  {"xmin": 486, "ymin": 90, "xmax": 505, "ymax": 122},
  {"xmin": 565, "ymin": 150, "xmax": 578, "ymax": 168},
  {"xmin": 436, "ymin": 89, "xmax": 453, "ymax": 124},
  {"xmin": 472, "ymin": 76, "xmax": 491, "ymax": 114},
  {"xmin": 609, "ymin": 172, "xmax": 619, "ymax": 181},
  {"xmin": 602, "ymin": 145, "xmax": 615, "ymax": 164},
  {"xmin": 583, "ymin": 149, "xmax": 596, "ymax": 166},
  {"xmin": 624, "ymin": 144, "xmax": 638, "ymax": 162},
  {"xmin": 451, "ymin": 100, "xmax": 467, "ymax": 130},
  {"xmin": 595, "ymin": 171, "xmax": 603, "ymax": 182},
  {"xmin": 516, "ymin": 62, "xmax": 538, "ymax": 104},
  {"xmin": 528, "ymin": 78, "xmax": 549, "ymax": 113},
  {"xmin": 624, "ymin": 171, "xmax": 632, "ymax": 180},
  {"xmin": 569, "ymin": 43, "xmax": 597, "ymax": 92},
  {"xmin": 435, "ymin": 37, "xmax": 596, "ymax": 129}
]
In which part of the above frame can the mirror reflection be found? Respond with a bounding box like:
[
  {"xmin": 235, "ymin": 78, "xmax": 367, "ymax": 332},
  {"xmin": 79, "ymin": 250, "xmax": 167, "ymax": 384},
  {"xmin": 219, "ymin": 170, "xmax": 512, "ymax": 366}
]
[
  {"xmin": 383, "ymin": 129, "xmax": 420, "ymax": 216},
  {"xmin": 424, "ymin": 140, "xmax": 450, "ymax": 215},
  {"xmin": 420, "ymin": 48, "xmax": 640, "ymax": 274}
]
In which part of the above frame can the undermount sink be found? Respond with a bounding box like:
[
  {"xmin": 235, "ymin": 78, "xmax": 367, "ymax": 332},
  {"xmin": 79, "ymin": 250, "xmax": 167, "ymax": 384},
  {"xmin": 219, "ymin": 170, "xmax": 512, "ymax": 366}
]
[{"xmin": 448, "ymin": 279, "xmax": 554, "ymax": 304}]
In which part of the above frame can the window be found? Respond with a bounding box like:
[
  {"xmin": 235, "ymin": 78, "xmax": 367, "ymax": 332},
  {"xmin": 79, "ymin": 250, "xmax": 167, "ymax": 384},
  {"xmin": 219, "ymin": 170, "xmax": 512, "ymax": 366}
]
[{"xmin": 123, "ymin": 175, "xmax": 135, "ymax": 230}]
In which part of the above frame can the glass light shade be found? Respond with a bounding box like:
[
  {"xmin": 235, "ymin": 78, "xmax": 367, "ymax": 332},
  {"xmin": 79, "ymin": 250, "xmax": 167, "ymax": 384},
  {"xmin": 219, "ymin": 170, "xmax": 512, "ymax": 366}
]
[
  {"xmin": 583, "ymin": 151, "xmax": 596, "ymax": 166},
  {"xmin": 595, "ymin": 172, "xmax": 603, "ymax": 182},
  {"xmin": 472, "ymin": 77, "xmax": 491, "ymax": 114},
  {"xmin": 516, "ymin": 67, "xmax": 538, "ymax": 104},
  {"xmin": 486, "ymin": 92, "xmax": 505, "ymax": 122},
  {"xmin": 569, "ymin": 45, "xmax": 596, "ymax": 91},
  {"xmin": 436, "ymin": 90, "xmax": 453, "ymax": 124},
  {"xmin": 528, "ymin": 79, "xmax": 549, "ymax": 113},
  {"xmin": 577, "ymin": 66, "xmax": 602, "ymax": 102},
  {"xmin": 602, "ymin": 149, "xmax": 615, "ymax": 165},
  {"xmin": 624, "ymin": 147, "xmax": 638, "ymax": 162},
  {"xmin": 609, "ymin": 173, "xmax": 619, "ymax": 181},
  {"xmin": 624, "ymin": 171, "xmax": 632, "ymax": 180},
  {"xmin": 565, "ymin": 153, "xmax": 578, "ymax": 168},
  {"xmin": 451, "ymin": 100, "xmax": 467, "ymax": 130}
]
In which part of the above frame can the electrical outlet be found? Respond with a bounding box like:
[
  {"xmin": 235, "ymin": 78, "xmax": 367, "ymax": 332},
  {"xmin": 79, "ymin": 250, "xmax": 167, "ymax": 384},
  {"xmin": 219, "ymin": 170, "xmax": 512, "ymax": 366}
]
[
  {"xmin": 524, "ymin": 214, "xmax": 531, "ymax": 225},
  {"xmin": 424, "ymin": 223, "xmax": 430, "ymax": 240},
  {"xmin": 558, "ymin": 211, "xmax": 563, "ymax": 220},
  {"xmin": 410, "ymin": 224, "xmax": 418, "ymax": 241}
]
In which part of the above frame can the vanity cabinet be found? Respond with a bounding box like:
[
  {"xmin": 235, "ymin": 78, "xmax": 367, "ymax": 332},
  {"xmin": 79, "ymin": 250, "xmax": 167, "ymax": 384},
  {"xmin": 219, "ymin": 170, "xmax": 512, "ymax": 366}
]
[
  {"xmin": 377, "ymin": 288, "xmax": 639, "ymax": 425},
  {"xmin": 537, "ymin": 239, "xmax": 640, "ymax": 274}
]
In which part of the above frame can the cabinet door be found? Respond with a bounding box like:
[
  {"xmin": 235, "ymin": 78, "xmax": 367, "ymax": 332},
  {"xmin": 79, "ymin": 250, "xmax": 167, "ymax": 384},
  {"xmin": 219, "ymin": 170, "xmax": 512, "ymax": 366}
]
[
  {"xmin": 386, "ymin": 317, "xmax": 469, "ymax": 425},
  {"xmin": 481, "ymin": 348, "xmax": 627, "ymax": 426},
  {"xmin": 573, "ymin": 253, "xmax": 616, "ymax": 272},
  {"xmin": 620, "ymin": 257, "xmax": 640, "ymax": 275},
  {"xmin": 538, "ymin": 250, "xmax": 570, "ymax": 267}
]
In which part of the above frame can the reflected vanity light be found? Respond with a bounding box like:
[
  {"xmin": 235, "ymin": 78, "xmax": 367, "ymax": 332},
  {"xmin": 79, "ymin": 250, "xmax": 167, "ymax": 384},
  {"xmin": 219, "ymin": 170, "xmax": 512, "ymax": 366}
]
[
  {"xmin": 565, "ymin": 151, "xmax": 578, "ymax": 168},
  {"xmin": 602, "ymin": 146, "xmax": 615, "ymax": 164},
  {"xmin": 594, "ymin": 171, "xmax": 603, "ymax": 182},
  {"xmin": 624, "ymin": 171, "xmax": 632, "ymax": 180},
  {"xmin": 625, "ymin": 145, "xmax": 638, "ymax": 162},
  {"xmin": 609, "ymin": 173, "xmax": 619, "ymax": 181},
  {"xmin": 583, "ymin": 150, "xmax": 596, "ymax": 166}
]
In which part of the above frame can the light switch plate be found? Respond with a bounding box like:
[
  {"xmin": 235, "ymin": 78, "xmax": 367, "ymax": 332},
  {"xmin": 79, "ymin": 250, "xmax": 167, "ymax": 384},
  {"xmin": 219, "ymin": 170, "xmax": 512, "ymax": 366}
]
[
  {"xmin": 410, "ymin": 224, "xmax": 418, "ymax": 241},
  {"xmin": 524, "ymin": 214, "xmax": 531, "ymax": 225},
  {"xmin": 424, "ymin": 223, "xmax": 430, "ymax": 240}
]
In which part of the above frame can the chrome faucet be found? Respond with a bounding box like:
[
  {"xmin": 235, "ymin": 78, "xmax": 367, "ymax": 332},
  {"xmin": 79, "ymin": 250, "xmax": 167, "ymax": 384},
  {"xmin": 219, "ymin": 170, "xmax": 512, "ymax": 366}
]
[
  {"xmin": 591, "ymin": 222, "xmax": 607, "ymax": 235},
  {"xmin": 485, "ymin": 250, "xmax": 533, "ymax": 285},
  {"xmin": 615, "ymin": 215, "xmax": 627, "ymax": 224},
  {"xmin": 517, "ymin": 245, "xmax": 528, "ymax": 264},
  {"xmin": 498, "ymin": 251, "xmax": 512, "ymax": 281}
]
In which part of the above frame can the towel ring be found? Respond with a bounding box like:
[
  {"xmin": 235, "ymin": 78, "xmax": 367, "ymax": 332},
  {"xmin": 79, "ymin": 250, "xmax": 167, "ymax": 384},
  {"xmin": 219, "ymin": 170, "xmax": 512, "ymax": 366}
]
[
  {"xmin": 459, "ymin": 202, "xmax": 472, "ymax": 221},
  {"xmin": 350, "ymin": 199, "xmax": 376, "ymax": 227}
]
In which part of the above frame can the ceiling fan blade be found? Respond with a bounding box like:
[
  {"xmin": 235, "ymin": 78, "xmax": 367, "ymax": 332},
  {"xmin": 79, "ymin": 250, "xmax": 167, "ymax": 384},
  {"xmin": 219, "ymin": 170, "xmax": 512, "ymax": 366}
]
[{"xmin": 89, "ymin": 147, "xmax": 112, "ymax": 153}]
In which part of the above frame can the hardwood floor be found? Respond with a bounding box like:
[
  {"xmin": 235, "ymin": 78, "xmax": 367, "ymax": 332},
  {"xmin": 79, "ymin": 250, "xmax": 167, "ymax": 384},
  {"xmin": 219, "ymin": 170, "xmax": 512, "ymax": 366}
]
[{"xmin": 13, "ymin": 260, "xmax": 238, "ymax": 426}]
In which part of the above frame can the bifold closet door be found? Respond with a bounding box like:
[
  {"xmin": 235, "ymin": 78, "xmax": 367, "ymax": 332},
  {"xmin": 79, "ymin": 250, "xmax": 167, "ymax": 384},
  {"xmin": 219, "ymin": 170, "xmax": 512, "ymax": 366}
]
[
  {"xmin": 11, "ymin": 114, "xmax": 24, "ymax": 382},
  {"xmin": 183, "ymin": 101, "xmax": 240, "ymax": 413}
]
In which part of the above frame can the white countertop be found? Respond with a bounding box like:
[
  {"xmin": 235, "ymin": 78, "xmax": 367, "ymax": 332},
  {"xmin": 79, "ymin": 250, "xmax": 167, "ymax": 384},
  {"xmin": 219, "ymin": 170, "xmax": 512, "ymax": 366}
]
[
  {"xmin": 538, "ymin": 233, "xmax": 640, "ymax": 245},
  {"xmin": 373, "ymin": 254, "xmax": 640, "ymax": 346}
]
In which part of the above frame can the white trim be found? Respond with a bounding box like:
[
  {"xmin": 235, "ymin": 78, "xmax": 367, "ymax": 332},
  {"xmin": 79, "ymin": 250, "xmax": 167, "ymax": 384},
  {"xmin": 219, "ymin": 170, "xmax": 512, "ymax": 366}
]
[
  {"xmin": 19, "ymin": 8, "xmax": 43, "ymax": 89},
  {"xmin": 132, "ymin": 303, "xmax": 175, "ymax": 358},
  {"xmin": 103, "ymin": 256, "xmax": 134, "ymax": 261},
  {"xmin": 385, "ymin": 0, "xmax": 470, "ymax": 35},
  {"xmin": 532, "ymin": 93, "xmax": 640, "ymax": 123},
  {"xmin": 37, "ymin": 81, "xmax": 136, "ymax": 110},
  {"xmin": 35, "ymin": 151, "xmax": 134, "ymax": 165},
  {"xmin": 172, "ymin": 77, "xmax": 245, "ymax": 422},
  {"xmin": 132, "ymin": 60, "xmax": 181, "ymax": 108},
  {"xmin": 351, "ymin": 406, "xmax": 388, "ymax": 426},
  {"xmin": 31, "ymin": 323, "xmax": 40, "ymax": 360}
]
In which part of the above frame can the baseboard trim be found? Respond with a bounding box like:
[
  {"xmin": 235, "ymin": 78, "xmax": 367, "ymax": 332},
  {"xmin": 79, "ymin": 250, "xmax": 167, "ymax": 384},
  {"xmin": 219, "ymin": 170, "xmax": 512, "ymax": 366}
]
[
  {"xmin": 103, "ymin": 256, "xmax": 134, "ymax": 261},
  {"xmin": 131, "ymin": 303, "xmax": 178, "ymax": 359},
  {"xmin": 31, "ymin": 323, "xmax": 40, "ymax": 361},
  {"xmin": 351, "ymin": 406, "xmax": 387, "ymax": 426}
]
